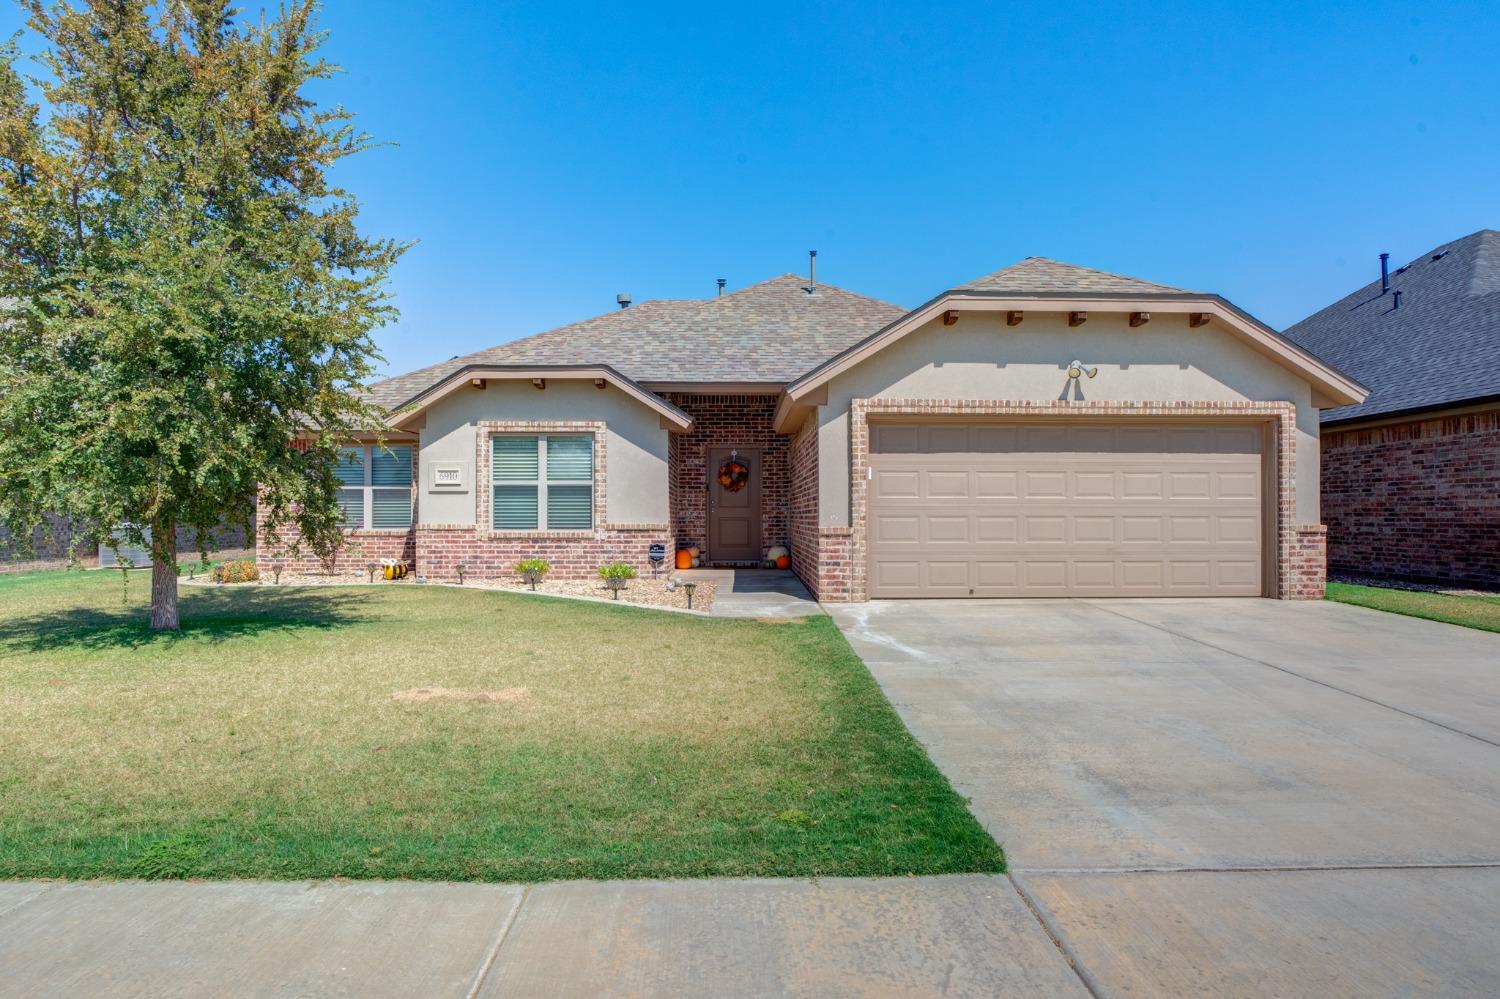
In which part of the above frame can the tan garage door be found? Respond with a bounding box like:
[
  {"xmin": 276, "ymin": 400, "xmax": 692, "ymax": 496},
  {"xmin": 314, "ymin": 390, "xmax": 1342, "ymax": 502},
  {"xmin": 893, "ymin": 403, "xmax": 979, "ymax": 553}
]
[{"xmin": 868, "ymin": 422, "xmax": 1264, "ymax": 598}]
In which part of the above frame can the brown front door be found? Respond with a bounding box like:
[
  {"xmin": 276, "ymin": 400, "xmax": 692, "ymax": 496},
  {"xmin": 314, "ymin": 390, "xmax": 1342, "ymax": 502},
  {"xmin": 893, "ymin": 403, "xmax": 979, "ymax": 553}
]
[{"xmin": 707, "ymin": 447, "xmax": 761, "ymax": 564}]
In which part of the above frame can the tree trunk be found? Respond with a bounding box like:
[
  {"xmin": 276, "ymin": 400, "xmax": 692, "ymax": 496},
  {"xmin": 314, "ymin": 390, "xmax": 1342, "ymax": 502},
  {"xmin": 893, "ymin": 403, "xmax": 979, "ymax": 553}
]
[{"xmin": 150, "ymin": 519, "xmax": 180, "ymax": 631}]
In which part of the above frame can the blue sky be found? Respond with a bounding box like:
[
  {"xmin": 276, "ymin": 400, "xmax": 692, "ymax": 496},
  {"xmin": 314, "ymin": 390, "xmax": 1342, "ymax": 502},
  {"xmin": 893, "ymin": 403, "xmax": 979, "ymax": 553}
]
[{"xmin": 5, "ymin": 1, "xmax": 1498, "ymax": 378}]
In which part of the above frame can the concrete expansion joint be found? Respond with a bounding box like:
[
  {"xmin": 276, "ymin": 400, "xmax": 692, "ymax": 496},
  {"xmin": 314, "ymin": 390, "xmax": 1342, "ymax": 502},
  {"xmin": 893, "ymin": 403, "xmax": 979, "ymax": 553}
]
[
  {"xmin": 1005, "ymin": 873, "xmax": 1106, "ymax": 999},
  {"xmin": 1078, "ymin": 600, "xmax": 1500, "ymax": 751},
  {"xmin": 464, "ymin": 884, "xmax": 529, "ymax": 999}
]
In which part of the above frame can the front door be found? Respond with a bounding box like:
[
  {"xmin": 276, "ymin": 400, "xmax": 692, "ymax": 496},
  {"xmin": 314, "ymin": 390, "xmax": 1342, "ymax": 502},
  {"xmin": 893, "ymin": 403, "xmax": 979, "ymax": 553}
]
[{"xmin": 707, "ymin": 447, "xmax": 761, "ymax": 564}]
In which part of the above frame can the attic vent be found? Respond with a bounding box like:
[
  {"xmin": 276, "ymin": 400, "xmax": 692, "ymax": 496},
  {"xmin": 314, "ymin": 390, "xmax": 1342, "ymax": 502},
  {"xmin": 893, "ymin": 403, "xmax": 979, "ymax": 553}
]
[{"xmin": 1432, "ymin": 251, "xmax": 1448, "ymax": 261}]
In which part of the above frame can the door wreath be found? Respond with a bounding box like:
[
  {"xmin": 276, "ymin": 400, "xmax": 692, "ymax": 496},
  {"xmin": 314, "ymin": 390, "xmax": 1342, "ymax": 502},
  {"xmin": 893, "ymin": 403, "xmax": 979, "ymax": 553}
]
[{"xmin": 717, "ymin": 457, "xmax": 749, "ymax": 493}]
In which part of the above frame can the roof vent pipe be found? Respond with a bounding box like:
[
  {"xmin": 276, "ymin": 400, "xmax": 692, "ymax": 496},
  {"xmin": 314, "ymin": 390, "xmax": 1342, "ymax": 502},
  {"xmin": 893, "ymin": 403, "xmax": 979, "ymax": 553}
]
[
  {"xmin": 809, "ymin": 249, "xmax": 817, "ymax": 293},
  {"xmin": 1380, "ymin": 252, "xmax": 1390, "ymax": 293},
  {"xmin": 716, "ymin": 278, "xmax": 726, "ymax": 296},
  {"xmin": 616, "ymin": 292, "xmax": 631, "ymax": 309},
  {"xmin": 1393, "ymin": 289, "xmax": 1403, "ymax": 309}
]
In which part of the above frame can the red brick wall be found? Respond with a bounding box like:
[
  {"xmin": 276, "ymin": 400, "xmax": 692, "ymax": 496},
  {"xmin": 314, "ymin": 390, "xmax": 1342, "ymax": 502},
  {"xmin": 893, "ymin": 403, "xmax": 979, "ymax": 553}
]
[
  {"xmin": 416, "ymin": 525, "xmax": 667, "ymax": 582},
  {"xmin": 665, "ymin": 393, "xmax": 789, "ymax": 562},
  {"xmin": 1321, "ymin": 407, "xmax": 1500, "ymax": 586},
  {"xmin": 1287, "ymin": 525, "xmax": 1328, "ymax": 600},
  {"xmin": 788, "ymin": 413, "xmax": 820, "ymax": 594}
]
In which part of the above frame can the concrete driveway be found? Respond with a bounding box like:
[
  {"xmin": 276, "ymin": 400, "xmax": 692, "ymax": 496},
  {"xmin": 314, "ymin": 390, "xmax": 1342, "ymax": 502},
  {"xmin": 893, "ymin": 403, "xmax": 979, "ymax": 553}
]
[{"xmin": 829, "ymin": 598, "xmax": 1500, "ymax": 997}]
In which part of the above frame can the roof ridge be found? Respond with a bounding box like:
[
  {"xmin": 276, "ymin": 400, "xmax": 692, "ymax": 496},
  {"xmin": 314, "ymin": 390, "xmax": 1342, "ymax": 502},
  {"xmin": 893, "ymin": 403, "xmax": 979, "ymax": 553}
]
[{"xmin": 956, "ymin": 255, "xmax": 1193, "ymax": 295}]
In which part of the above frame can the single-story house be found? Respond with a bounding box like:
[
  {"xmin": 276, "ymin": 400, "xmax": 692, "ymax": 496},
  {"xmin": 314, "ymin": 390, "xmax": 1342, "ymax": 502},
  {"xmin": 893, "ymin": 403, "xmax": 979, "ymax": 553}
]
[
  {"xmin": 1282, "ymin": 229, "xmax": 1500, "ymax": 586},
  {"xmin": 258, "ymin": 257, "xmax": 1367, "ymax": 600}
]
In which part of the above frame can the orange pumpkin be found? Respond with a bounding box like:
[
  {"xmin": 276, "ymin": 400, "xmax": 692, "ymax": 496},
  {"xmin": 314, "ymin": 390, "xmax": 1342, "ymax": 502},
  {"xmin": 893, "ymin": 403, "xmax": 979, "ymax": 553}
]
[
  {"xmin": 775, "ymin": 555, "xmax": 790, "ymax": 570},
  {"xmin": 675, "ymin": 549, "xmax": 694, "ymax": 570}
]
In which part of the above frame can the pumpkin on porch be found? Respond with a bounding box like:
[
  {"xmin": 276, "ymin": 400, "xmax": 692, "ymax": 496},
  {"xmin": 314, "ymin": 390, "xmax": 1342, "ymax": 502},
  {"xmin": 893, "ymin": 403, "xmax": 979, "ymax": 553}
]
[
  {"xmin": 775, "ymin": 555, "xmax": 790, "ymax": 570},
  {"xmin": 675, "ymin": 549, "xmax": 694, "ymax": 570}
]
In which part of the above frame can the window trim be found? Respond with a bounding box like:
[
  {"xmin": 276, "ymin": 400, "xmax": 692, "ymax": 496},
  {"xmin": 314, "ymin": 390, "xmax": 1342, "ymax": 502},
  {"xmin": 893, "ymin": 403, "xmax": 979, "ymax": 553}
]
[
  {"xmin": 338, "ymin": 444, "xmax": 414, "ymax": 531},
  {"xmin": 491, "ymin": 433, "xmax": 596, "ymax": 531}
]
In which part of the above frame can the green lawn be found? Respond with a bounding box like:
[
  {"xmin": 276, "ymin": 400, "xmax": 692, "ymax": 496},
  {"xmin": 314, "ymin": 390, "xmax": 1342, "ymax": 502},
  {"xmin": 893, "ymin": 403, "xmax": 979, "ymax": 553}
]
[
  {"xmin": 1326, "ymin": 581, "xmax": 1500, "ymax": 634},
  {"xmin": 0, "ymin": 571, "xmax": 1000, "ymax": 882}
]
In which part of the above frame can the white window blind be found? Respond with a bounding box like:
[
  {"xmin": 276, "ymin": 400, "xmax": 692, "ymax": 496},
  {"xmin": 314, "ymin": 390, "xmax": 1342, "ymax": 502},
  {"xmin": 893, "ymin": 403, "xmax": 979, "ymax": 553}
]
[
  {"xmin": 492, "ymin": 434, "xmax": 594, "ymax": 530},
  {"xmin": 336, "ymin": 445, "xmax": 413, "ymax": 529}
]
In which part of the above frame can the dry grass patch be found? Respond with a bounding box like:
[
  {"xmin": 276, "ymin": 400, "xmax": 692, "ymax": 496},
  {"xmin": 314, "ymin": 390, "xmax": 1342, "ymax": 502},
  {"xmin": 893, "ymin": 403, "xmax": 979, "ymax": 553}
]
[{"xmin": 0, "ymin": 570, "xmax": 1000, "ymax": 882}]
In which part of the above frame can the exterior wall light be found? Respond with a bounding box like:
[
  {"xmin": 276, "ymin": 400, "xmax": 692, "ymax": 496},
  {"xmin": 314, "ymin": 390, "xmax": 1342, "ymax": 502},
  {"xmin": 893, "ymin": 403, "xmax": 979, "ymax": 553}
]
[{"xmin": 1067, "ymin": 360, "xmax": 1099, "ymax": 380}]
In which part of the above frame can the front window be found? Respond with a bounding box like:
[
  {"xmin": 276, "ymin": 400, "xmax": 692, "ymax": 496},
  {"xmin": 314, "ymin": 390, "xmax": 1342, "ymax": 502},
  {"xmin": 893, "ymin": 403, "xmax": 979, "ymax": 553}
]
[
  {"xmin": 492, "ymin": 434, "xmax": 594, "ymax": 530},
  {"xmin": 334, "ymin": 444, "xmax": 413, "ymax": 529}
]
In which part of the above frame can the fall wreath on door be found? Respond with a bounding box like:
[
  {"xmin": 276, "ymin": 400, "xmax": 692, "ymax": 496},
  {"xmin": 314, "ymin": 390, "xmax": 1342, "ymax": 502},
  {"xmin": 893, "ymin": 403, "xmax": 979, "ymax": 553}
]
[{"xmin": 717, "ymin": 456, "xmax": 749, "ymax": 493}]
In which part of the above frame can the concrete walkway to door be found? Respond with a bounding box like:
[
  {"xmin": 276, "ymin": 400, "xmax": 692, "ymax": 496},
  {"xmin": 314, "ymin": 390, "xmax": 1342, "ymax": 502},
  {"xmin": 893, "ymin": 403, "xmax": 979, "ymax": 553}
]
[{"xmin": 828, "ymin": 597, "xmax": 1500, "ymax": 997}]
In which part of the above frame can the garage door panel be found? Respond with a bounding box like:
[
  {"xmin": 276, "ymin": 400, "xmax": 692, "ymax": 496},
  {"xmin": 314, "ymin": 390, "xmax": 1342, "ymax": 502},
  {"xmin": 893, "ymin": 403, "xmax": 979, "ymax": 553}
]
[
  {"xmin": 1024, "ymin": 470, "xmax": 1067, "ymax": 498},
  {"xmin": 926, "ymin": 516, "xmax": 970, "ymax": 543},
  {"xmin": 976, "ymin": 516, "xmax": 1019, "ymax": 542},
  {"xmin": 1121, "ymin": 516, "xmax": 1164, "ymax": 543},
  {"xmin": 1217, "ymin": 471, "xmax": 1260, "ymax": 499},
  {"xmin": 926, "ymin": 470, "xmax": 970, "ymax": 498},
  {"xmin": 926, "ymin": 425, "xmax": 971, "ymax": 453},
  {"xmin": 1023, "ymin": 516, "xmax": 1067, "ymax": 543},
  {"xmin": 1073, "ymin": 471, "xmax": 1116, "ymax": 499},
  {"xmin": 926, "ymin": 561, "xmax": 970, "ymax": 588},
  {"xmin": 873, "ymin": 469, "xmax": 921, "ymax": 500},
  {"xmin": 1022, "ymin": 562, "xmax": 1068, "ymax": 589},
  {"xmin": 976, "ymin": 471, "xmax": 1019, "ymax": 498},
  {"xmin": 1072, "ymin": 561, "xmax": 1117, "ymax": 588},
  {"xmin": 1073, "ymin": 516, "xmax": 1116, "ymax": 543},
  {"xmin": 873, "ymin": 514, "xmax": 920, "ymax": 544},
  {"xmin": 869, "ymin": 422, "xmax": 1265, "ymax": 598},
  {"xmin": 975, "ymin": 561, "xmax": 1019, "ymax": 588}
]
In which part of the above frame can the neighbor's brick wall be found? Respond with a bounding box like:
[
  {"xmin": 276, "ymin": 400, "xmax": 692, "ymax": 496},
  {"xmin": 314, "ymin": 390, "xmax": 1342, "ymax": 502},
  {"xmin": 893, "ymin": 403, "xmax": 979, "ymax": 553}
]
[
  {"xmin": 665, "ymin": 394, "xmax": 789, "ymax": 562},
  {"xmin": 1321, "ymin": 407, "xmax": 1500, "ymax": 586}
]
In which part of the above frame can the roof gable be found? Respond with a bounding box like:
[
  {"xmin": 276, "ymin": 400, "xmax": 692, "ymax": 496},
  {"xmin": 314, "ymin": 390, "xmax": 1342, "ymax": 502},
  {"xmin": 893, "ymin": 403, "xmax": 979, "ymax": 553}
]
[{"xmin": 1282, "ymin": 229, "xmax": 1500, "ymax": 423}]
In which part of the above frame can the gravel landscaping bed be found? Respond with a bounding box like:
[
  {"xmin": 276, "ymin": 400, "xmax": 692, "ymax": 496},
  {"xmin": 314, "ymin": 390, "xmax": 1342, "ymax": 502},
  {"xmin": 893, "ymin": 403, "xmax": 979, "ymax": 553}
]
[
  {"xmin": 480, "ymin": 575, "xmax": 715, "ymax": 611},
  {"xmin": 229, "ymin": 571, "xmax": 717, "ymax": 611}
]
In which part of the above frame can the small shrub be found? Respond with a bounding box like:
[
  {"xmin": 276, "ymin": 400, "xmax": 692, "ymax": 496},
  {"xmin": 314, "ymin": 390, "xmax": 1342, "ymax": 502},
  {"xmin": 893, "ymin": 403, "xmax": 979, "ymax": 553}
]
[
  {"xmin": 516, "ymin": 558, "xmax": 550, "ymax": 577},
  {"xmin": 597, "ymin": 562, "xmax": 637, "ymax": 581},
  {"xmin": 211, "ymin": 559, "xmax": 259, "ymax": 584}
]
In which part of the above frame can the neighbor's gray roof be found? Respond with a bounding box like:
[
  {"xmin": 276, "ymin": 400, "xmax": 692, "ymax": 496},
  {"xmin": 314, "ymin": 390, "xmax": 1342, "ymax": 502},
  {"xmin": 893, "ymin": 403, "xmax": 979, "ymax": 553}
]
[
  {"xmin": 1282, "ymin": 229, "xmax": 1500, "ymax": 423},
  {"xmin": 368, "ymin": 275, "xmax": 904, "ymax": 409},
  {"xmin": 954, "ymin": 257, "xmax": 1197, "ymax": 296}
]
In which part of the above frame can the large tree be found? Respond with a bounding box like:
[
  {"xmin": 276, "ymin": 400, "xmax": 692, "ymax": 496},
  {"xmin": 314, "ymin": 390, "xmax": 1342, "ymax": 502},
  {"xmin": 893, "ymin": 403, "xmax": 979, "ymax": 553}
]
[{"xmin": 0, "ymin": 0, "xmax": 402, "ymax": 629}]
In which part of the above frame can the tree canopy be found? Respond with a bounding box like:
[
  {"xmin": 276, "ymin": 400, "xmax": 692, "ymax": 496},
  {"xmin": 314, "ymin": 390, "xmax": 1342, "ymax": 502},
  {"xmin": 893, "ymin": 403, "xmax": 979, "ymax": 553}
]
[{"xmin": 0, "ymin": 0, "xmax": 403, "ymax": 628}]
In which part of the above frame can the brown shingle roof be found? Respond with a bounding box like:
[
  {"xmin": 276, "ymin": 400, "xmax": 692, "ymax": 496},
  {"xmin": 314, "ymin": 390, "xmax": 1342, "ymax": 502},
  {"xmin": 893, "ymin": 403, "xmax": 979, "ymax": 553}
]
[
  {"xmin": 367, "ymin": 275, "xmax": 904, "ymax": 409},
  {"xmin": 955, "ymin": 257, "xmax": 1196, "ymax": 295}
]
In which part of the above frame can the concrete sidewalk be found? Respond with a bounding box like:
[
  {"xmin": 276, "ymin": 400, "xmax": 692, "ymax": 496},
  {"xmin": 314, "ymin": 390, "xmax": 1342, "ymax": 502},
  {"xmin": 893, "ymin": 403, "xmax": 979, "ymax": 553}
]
[{"xmin": 0, "ymin": 875, "xmax": 1087, "ymax": 998}]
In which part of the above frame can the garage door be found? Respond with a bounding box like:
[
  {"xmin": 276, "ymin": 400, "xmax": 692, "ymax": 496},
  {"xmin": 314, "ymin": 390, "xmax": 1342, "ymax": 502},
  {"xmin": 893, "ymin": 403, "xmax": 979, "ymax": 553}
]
[{"xmin": 868, "ymin": 422, "xmax": 1264, "ymax": 597}]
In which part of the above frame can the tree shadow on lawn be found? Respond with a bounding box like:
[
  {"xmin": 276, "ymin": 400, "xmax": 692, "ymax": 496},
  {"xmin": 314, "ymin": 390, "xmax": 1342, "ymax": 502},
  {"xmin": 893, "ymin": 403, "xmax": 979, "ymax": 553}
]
[{"xmin": 0, "ymin": 587, "xmax": 378, "ymax": 653}]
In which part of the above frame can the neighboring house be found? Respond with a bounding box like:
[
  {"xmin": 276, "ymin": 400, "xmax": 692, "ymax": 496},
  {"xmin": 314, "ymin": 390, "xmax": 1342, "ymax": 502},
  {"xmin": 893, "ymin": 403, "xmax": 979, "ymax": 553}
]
[
  {"xmin": 258, "ymin": 258, "xmax": 1366, "ymax": 600},
  {"xmin": 1283, "ymin": 230, "xmax": 1500, "ymax": 587}
]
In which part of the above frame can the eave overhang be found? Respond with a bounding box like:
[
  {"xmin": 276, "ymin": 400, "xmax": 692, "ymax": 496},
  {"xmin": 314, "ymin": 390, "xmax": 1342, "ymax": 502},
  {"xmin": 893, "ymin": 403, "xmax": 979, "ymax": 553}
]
[{"xmin": 385, "ymin": 364, "xmax": 695, "ymax": 432}]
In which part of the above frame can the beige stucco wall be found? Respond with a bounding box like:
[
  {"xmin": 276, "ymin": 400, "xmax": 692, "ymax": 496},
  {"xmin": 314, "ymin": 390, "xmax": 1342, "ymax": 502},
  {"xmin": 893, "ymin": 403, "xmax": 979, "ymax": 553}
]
[
  {"xmin": 817, "ymin": 310, "xmax": 1322, "ymax": 525},
  {"xmin": 417, "ymin": 380, "xmax": 670, "ymax": 526}
]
